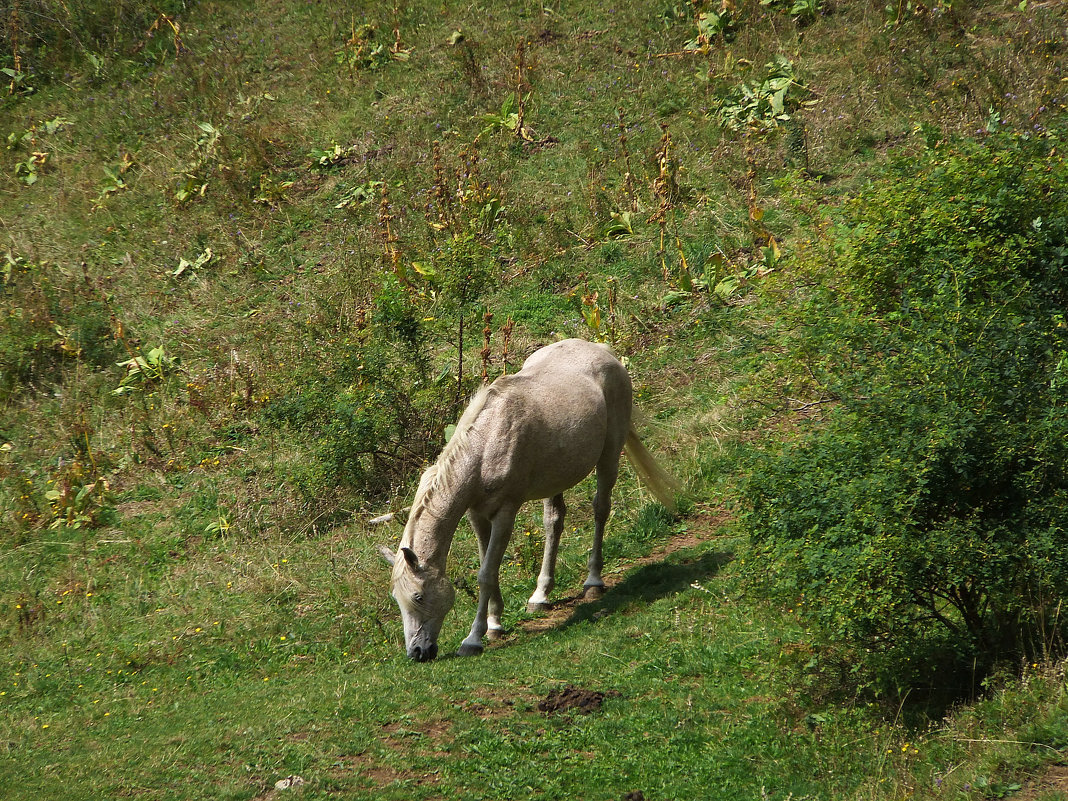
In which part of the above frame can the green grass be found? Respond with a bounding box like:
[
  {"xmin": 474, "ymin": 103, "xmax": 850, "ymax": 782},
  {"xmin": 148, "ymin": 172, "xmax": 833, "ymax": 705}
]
[
  {"xmin": 0, "ymin": 540, "xmax": 866, "ymax": 800},
  {"xmin": 6, "ymin": 533, "xmax": 1067, "ymax": 799},
  {"xmin": 2, "ymin": 0, "xmax": 1068, "ymax": 797}
]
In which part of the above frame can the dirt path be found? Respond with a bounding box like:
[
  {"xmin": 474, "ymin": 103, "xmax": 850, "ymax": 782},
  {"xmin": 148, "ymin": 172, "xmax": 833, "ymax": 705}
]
[{"xmin": 516, "ymin": 505, "xmax": 732, "ymax": 637}]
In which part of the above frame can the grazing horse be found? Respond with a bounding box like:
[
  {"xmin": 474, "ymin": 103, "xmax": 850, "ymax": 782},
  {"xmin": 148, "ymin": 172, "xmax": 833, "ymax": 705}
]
[{"xmin": 379, "ymin": 338, "xmax": 678, "ymax": 661}]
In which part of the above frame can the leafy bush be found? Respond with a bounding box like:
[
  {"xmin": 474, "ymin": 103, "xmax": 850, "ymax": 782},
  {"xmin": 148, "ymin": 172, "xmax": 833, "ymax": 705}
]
[
  {"xmin": 265, "ymin": 282, "xmax": 450, "ymax": 506},
  {"xmin": 743, "ymin": 132, "xmax": 1068, "ymax": 692},
  {"xmin": 716, "ymin": 56, "xmax": 815, "ymax": 133}
]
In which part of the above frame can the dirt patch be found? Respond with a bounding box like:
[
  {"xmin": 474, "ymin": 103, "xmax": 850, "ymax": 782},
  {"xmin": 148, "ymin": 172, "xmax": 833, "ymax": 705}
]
[
  {"xmin": 1010, "ymin": 764, "xmax": 1068, "ymax": 800},
  {"xmin": 519, "ymin": 591, "xmax": 590, "ymax": 635},
  {"xmin": 333, "ymin": 751, "xmax": 442, "ymax": 792},
  {"xmin": 460, "ymin": 696, "xmax": 518, "ymax": 719},
  {"xmin": 380, "ymin": 719, "xmax": 452, "ymax": 750},
  {"xmin": 113, "ymin": 496, "xmax": 180, "ymax": 520},
  {"xmin": 645, "ymin": 506, "xmax": 731, "ymax": 561},
  {"xmin": 362, "ymin": 763, "xmax": 436, "ymax": 787},
  {"xmin": 537, "ymin": 685, "xmax": 619, "ymax": 715}
]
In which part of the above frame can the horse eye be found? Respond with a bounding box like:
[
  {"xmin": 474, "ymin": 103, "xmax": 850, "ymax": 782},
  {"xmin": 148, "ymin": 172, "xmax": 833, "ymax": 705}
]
[{"xmin": 413, "ymin": 593, "xmax": 424, "ymax": 603}]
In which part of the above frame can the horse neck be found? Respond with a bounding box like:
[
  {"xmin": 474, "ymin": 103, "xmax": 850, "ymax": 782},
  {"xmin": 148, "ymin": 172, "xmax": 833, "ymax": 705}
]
[{"xmin": 403, "ymin": 461, "xmax": 477, "ymax": 570}]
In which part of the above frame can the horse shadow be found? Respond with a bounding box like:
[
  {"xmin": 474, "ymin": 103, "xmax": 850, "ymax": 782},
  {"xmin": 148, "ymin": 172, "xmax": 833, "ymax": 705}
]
[
  {"xmin": 439, "ymin": 546, "xmax": 734, "ymax": 659},
  {"xmin": 552, "ymin": 547, "xmax": 733, "ymax": 632}
]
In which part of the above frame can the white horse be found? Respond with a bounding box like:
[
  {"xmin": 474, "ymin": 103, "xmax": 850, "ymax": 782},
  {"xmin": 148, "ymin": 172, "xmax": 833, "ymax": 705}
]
[{"xmin": 379, "ymin": 338, "xmax": 678, "ymax": 661}]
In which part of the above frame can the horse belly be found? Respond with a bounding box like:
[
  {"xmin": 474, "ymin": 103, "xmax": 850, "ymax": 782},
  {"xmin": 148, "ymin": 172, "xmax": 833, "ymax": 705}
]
[
  {"xmin": 521, "ymin": 451, "xmax": 600, "ymax": 502},
  {"xmin": 474, "ymin": 339, "xmax": 630, "ymax": 508}
]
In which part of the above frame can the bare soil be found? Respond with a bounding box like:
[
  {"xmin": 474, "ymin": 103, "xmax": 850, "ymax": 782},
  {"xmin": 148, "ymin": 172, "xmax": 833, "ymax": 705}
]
[{"xmin": 537, "ymin": 685, "xmax": 620, "ymax": 715}]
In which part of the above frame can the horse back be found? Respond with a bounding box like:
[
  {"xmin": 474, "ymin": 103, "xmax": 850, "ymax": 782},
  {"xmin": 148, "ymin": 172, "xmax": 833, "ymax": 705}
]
[{"xmin": 473, "ymin": 339, "xmax": 632, "ymax": 505}]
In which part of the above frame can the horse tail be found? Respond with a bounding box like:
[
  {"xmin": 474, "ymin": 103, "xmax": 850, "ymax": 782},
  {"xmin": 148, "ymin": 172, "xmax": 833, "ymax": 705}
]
[{"xmin": 623, "ymin": 420, "xmax": 681, "ymax": 513}]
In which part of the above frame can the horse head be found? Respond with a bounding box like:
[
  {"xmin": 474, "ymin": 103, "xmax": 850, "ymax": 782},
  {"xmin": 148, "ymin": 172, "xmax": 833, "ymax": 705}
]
[{"xmin": 379, "ymin": 544, "xmax": 455, "ymax": 662}]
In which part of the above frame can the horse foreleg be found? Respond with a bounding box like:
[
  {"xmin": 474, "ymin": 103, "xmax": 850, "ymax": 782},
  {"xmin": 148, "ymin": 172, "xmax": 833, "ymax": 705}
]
[
  {"xmin": 467, "ymin": 511, "xmax": 505, "ymax": 641},
  {"xmin": 527, "ymin": 494, "xmax": 566, "ymax": 612},
  {"xmin": 459, "ymin": 509, "xmax": 516, "ymax": 656},
  {"xmin": 585, "ymin": 459, "xmax": 620, "ymax": 599}
]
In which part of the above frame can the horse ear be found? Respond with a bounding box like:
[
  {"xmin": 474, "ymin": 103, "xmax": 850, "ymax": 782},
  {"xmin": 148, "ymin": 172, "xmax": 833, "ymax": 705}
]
[
  {"xmin": 377, "ymin": 545, "xmax": 396, "ymax": 566},
  {"xmin": 400, "ymin": 546, "xmax": 420, "ymax": 571}
]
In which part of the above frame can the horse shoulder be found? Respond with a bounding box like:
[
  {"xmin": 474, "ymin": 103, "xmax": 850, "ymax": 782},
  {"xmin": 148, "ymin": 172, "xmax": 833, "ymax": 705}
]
[{"xmin": 474, "ymin": 392, "xmax": 530, "ymax": 490}]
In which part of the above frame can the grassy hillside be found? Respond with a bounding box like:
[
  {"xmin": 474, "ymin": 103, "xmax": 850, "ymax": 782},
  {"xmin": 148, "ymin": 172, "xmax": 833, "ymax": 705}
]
[{"xmin": 2, "ymin": 0, "xmax": 1068, "ymax": 798}]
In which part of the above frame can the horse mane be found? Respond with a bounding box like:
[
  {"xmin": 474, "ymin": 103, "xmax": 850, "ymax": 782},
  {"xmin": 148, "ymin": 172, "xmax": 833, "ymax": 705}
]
[{"xmin": 404, "ymin": 382, "xmax": 502, "ymax": 535}]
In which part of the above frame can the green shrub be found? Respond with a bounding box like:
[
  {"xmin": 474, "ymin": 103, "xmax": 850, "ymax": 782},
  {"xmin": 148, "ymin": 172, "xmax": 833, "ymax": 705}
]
[
  {"xmin": 743, "ymin": 132, "xmax": 1068, "ymax": 692},
  {"xmin": 265, "ymin": 284, "xmax": 450, "ymax": 505}
]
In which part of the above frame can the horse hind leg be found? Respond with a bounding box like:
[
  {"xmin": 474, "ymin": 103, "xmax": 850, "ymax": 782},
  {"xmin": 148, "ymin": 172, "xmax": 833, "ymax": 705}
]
[
  {"xmin": 527, "ymin": 494, "xmax": 565, "ymax": 613},
  {"xmin": 584, "ymin": 457, "xmax": 620, "ymax": 600}
]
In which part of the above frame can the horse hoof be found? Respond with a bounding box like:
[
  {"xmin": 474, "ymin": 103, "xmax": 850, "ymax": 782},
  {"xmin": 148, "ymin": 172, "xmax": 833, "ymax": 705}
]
[
  {"xmin": 583, "ymin": 585, "xmax": 605, "ymax": 600},
  {"xmin": 527, "ymin": 601, "xmax": 551, "ymax": 613},
  {"xmin": 486, "ymin": 628, "xmax": 505, "ymax": 642},
  {"xmin": 457, "ymin": 642, "xmax": 484, "ymax": 657}
]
